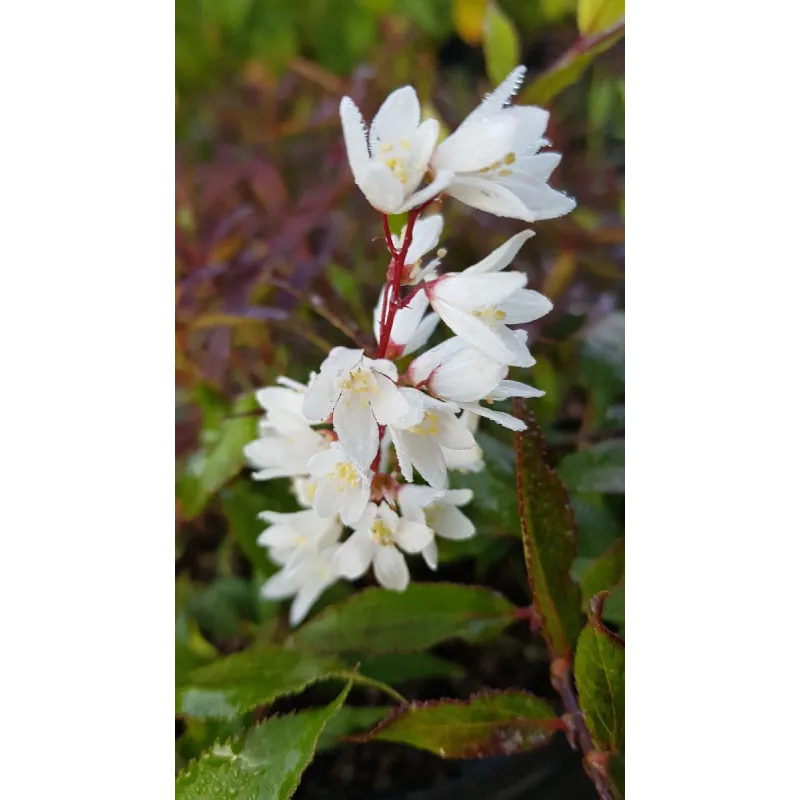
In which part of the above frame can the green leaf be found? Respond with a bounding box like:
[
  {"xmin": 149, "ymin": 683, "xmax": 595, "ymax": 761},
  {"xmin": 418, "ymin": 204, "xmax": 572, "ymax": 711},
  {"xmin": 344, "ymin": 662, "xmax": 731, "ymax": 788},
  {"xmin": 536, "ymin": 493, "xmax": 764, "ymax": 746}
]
[
  {"xmin": 577, "ymin": 0, "xmax": 625, "ymax": 35},
  {"xmin": 514, "ymin": 401, "xmax": 583, "ymax": 659},
  {"xmin": 520, "ymin": 19, "xmax": 624, "ymax": 105},
  {"xmin": 359, "ymin": 653, "xmax": 464, "ymax": 685},
  {"xmin": 572, "ymin": 494, "xmax": 622, "ymax": 558},
  {"xmin": 363, "ymin": 690, "xmax": 562, "ymax": 758},
  {"xmin": 559, "ymin": 440, "xmax": 625, "ymax": 495},
  {"xmin": 574, "ymin": 593, "xmax": 625, "ymax": 753},
  {"xmin": 576, "ymin": 539, "xmax": 624, "ymax": 608},
  {"xmin": 219, "ymin": 481, "xmax": 281, "ymax": 578},
  {"xmin": 483, "ymin": 2, "xmax": 521, "ymax": 86},
  {"xmin": 449, "ymin": 433, "xmax": 519, "ymax": 534},
  {"xmin": 293, "ymin": 583, "xmax": 518, "ymax": 654},
  {"xmin": 608, "ymin": 752, "xmax": 625, "ymax": 799},
  {"xmin": 177, "ymin": 647, "xmax": 347, "ymax": 719},
  {"xmin": 176, "ymin": 680, "xmax": 352, "ymax": 799},
  {"xmin": 316, "ymin": 706, "xmax": 390, "ymax": 752},
  {"xmin": 178, "ymin": 393, "xmax": 259, "ymax": 520}
]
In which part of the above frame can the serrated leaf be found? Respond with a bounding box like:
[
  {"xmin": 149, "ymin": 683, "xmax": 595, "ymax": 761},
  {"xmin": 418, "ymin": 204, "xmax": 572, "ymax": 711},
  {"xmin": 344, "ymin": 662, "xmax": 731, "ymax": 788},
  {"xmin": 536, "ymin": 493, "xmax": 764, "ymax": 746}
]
[
  {"xmin": 577, "ymin": 0, "xmax": 625, "ymax": 35},
  {"xmin": 574, "ymin": 594, "xmax": 625, "ymax": 753},
  {"xmin": 559, "ymin": 440, "xmax": 625, "ymax": 495},
  {"xmin": 483, "ymin": 3, "xmax": 521, "ymax": 87},
  {"xmin": 293, "ymin": 583, "xmax": 518, "ymax": 654},
  {"xmin": 176, "ymin": 680, "xmax": 352, "ymax": 799},
  {"xmin": 521, "ymin": 20, "xmax": 624, "ymax": 105},
  {"xmin": 514, "ymin": 401, "xmax": 583, "ymax": 659},
  {"xmin": 363, "ymin": 690, "xmax": 561, "ymax": 758},
  {"xmin": 316, "ymin": 705, "xmax": 390, "ymax": 752},
  {"xmin": 177, "ymin": 647, "xmax": 346, "ymax": 719}
]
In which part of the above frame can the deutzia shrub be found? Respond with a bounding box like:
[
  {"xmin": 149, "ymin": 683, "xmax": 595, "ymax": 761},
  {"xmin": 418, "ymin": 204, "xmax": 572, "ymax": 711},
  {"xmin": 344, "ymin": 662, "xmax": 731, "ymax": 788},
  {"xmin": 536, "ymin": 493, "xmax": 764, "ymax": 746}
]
[{"xmin": 246, "ymin": 66, "xmax": 575, "ymax": 623}]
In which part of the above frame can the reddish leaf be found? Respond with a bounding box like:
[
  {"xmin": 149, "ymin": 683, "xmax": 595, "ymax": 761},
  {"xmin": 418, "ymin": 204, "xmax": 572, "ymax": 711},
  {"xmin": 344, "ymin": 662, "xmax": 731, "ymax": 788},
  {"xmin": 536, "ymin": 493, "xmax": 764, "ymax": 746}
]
[
  {"xmin": 514, "ymin": 400, "xmax": 583, "ymax": 659},
  {"xmin": 361, "ymin": 690, "xmax": 562, "ymax": 758}
]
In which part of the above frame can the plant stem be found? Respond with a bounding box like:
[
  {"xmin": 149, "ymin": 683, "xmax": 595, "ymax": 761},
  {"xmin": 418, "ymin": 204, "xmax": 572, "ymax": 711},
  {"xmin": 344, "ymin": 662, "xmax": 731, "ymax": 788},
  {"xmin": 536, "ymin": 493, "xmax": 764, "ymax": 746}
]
[{"xmin": 551, "ymin": 657, "xmax": 614, "ymax": 800}]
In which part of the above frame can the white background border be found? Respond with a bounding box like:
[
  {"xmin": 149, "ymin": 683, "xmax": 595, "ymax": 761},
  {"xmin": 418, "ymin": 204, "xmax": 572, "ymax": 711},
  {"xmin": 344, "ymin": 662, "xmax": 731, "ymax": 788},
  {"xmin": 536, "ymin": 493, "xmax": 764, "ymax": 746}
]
[{"xmin": 1, "ymin": 1, "xmax": 799, "ymax": 797}]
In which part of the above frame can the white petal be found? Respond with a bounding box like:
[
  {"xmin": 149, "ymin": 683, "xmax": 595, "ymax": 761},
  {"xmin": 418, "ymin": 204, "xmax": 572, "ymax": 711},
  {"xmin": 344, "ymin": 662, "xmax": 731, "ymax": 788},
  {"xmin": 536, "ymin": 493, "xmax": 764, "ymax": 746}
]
[
  {"xmin": 489, "ymin": 379, "xmax": 544, "ymax": 400},
  {"xmin": 502, "ymin": 104, "xmax": 550, "ymax": 147},
  {"xmin": 333, "ymin": 398, "xmax": 378, "ymax": 470},
  {"xmin": 398, "ymin": 484, "xmax": 445, "ymax": 514},
  {"xmin": 370, "ymin": 372, "xmax": 408, "ymax": 425},
  {"xmin": 494, "ymin": 325, "xmax": 536, "ymax": 367},
  {"xmin": 514, "ymin": 151, "xmax": 562, "ymax": 182},
  {"xmin": 440, "ymin": 488, "xmax": 473, "ymax": 506},
  {"xmin": 398, "ymin": 169, "xmax": 453, "ymax": 213},
  {"xmin": 302, "ymin": 371, "xmax": 339, "ymax": 422},
  {"xmin": 447, "ymin": 175, "xmax": 535, "ymax": 221},
  {"xmin": 430, "ymin": 505, "xmax": 475, "ymax": 540},
  {"xmin": 373, "ymin": 546, "xmax": 410, "ymax": 591},
  {"xmin": 261, "ymin": 567, "xmax": 301, "ymax": 599},
  {"xmin": 324, "ymin": 347, "xmax": 365, "ymax": 372},
  {"xmin": 357, "ymin": 162, "xmax": 405, "ymax": 214},
  {"xmin": 394, "ymin": 520, "xmax": 434, "ymax": 553},
  {"xmin": 431, "ymin": 301, "xmax": 521, "ymax": 365},
  {"xmin": 339, "ymin": 97, "xmax": 370, "ymax": 175},
  {"xmin": 334, "ymin": 533, "xmax": 373, "ymax": 580},
  {"xmin": 436, "ymin": 411, "xmax": 477, "ymax": 450},
  {"xmin": 408, "ymin": 335, "xmax": 468, "ymax": 384},
  {"xmin": 393, "ymin": 387, "xmax": 426, "ymax": 428},
  {"xmin": 499, "ymin": 289, "xmax": 553, "ymax": 323},
  {"xmin": 464, "ymin": 66, "xmax": 527, "ymax": 126},
  {"xmin": 403, "ymin": 214, "xmax": 444, "ymax": 265},
  {"xmin": 433, "ymin": 115, "xmax": 517, "ymax": 173},
  {"xmin": 401, "ymin": 432, "xmax": 447, "ymax": 488},
  {"xmin": 390, "ymin": 427, "xmax": 415, "ymax": 483},
  {"xmin": 429, "ymin": 346, "xmax": 506, "ymax": 402},
  {"xmin": 403, "ymin": 312, "xmax": 439, "ymax": 357},
  {"xmin": 373, "ymin": 285, "xmax": 387, "ymax": 345},
  {"xmin": 367, "ymin": 358, "xmax": 399, "ymax": 382},
  {"xmin": 463, "ymin": 230, "xmax": 535, "ymax": 275},
  {"xmin": 312, "ymin": 478, "xmax": 346, "ymax": 519},
  {"xmin": 289, "ymin": 578, "xmax": 329, "ymax": 626},
  {"xmin": 406, "ymin": 118, "xmax": 440, "ymax": 189},
  {"xmin": 387, "ymin": 290, "xmax": 428, "ymax": 346},
  {"xmin": 421, "ymin": 541, "xmax": 438, "ymax": 571},
  {"xmin": 369, "ymin": 86, "xmax": 421, "ymax": 152},
  {"xmin": 340, "ymin": 481, "xmax": 371, "ymax": 527},
  {"xmin": 458, "ymin": 402, "xmax": 527, "ymax": 431},
  {"xmin": 434, "ymin": 271, "xmax": 526, "ymax": 308}
]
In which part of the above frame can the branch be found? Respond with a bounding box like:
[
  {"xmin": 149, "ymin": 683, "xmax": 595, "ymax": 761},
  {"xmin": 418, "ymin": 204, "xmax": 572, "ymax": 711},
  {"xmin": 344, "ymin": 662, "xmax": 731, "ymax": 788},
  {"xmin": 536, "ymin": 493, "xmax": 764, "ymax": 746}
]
[{"xmin": 551, "ymin": 657, "xmax": 614, "ymax": 800}]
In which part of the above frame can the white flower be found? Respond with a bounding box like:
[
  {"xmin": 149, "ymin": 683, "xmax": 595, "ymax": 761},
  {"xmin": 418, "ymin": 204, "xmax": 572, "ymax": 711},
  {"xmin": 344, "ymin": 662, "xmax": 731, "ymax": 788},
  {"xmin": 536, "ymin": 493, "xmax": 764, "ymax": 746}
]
[
  {"xmin": 291, "ymin": 476, "xmax": 316, "ymax": 508},
  {"xmin": 334, "ymin": 502, "xmax": 433, "ymax": 591},
  {"xmin": 443, "ymin": 411, "xmax": 485, "ymax": 473},
  {"xmin": 257, "ymin": 508, "xmax": 342, "ymax": 567},
  {"xmin": 431, "ymin": 66, "xmax": 576, "ymax": 222},
  {"xmin": 373, "ymin": 286, "xmax": 439, "ymax": 359},
  {"xmin": 409, "ymin": 335, "xmax": 543, "ymax": 431},
  {"xmin": 303, "ymin": 347, "xmax": 410, "ymax": 470},
  {"xmin": 392, "ymin": 214, "xmax": 444, "ymax": 267},
  {"xmin": 425, "ymin": 231, "xmax": 552, "ymax": 367},
  {"xmin": 306, "ymin": 442, "xmax": 372, "ymax": 525},
  {"xmin": 398, "ymin": 485, "xmax": 475, "ymax": 571},
  {"xmin": 389, "ymin": 389, "xmax": 476, "ymax": 489},
  {"xmin": 340, "ymin": 88, "xmax": 453, "ymax": 214},
  {"xmin": 244, "ymin": 378, "xmax": 328, "ymax": 480},
  {"xmin": 261, "ymin": 546, "xmax": 340, "ymax": 626}
]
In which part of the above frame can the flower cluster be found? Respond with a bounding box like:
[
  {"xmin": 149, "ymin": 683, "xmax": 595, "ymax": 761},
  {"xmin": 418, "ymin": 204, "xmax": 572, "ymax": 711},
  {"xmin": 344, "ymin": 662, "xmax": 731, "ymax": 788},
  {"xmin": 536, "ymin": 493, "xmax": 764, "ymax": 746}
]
[{"xmin": 245, "ymin": 67, "xmax": 575, "ymax": 624}]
